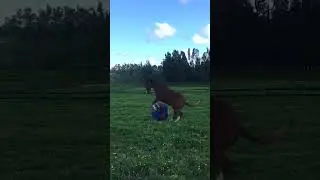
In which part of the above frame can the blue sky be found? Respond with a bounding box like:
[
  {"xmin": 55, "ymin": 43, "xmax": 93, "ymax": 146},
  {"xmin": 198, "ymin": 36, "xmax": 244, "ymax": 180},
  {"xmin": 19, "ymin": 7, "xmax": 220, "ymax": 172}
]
[{"xmin": 110, "ymin": 0, "xmax": 210, "ymax": 68}]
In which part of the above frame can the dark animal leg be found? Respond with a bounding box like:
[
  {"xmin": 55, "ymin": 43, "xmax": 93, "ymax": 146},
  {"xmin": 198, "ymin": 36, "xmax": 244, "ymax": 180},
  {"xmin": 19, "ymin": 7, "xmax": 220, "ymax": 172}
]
[
  {"xmin": 173, "ymin": 110, "xmax": 182, "ymax": 121},
  {"xmin": 222, "ymin": 155, "xmax": 233, "ymax": 173},
  {"xmin": 214, "ymin": 150, "xmax": 233, "ymax": 175},
  {"xmin": 173, "ymin": 111, "xmax": 178, "ymax": 120},
  {"xmin": 179, "ymin": 111, "xmax": 184, "ymax": 120},
  {"xmin": 172, "ymin": 110, "xmax": 178, "ymax": 121}
]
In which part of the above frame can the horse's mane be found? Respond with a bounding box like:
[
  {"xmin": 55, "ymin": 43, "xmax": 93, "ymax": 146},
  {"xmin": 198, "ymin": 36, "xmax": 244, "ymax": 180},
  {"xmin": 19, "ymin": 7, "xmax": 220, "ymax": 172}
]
[{"xmin": 146, "ymin": 78, "xmax": 171, "ymax": 91}]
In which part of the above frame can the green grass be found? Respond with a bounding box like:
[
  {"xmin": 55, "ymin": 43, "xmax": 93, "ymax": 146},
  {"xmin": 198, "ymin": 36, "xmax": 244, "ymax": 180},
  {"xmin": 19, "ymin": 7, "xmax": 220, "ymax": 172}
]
[
  {"xmin": 110, "ymin": 85, "xmax": 210, "ymax": 180},
  {"xmin": 2, "ymin": 72, "xmax": 319, "ymax": 180},
  {"xmin": 215, "ymin": 79, "xmax": 320, "ymax": 180},
  {"xmin": 0, "ymin": 87, "xmax": 108, "ymax": 179}
]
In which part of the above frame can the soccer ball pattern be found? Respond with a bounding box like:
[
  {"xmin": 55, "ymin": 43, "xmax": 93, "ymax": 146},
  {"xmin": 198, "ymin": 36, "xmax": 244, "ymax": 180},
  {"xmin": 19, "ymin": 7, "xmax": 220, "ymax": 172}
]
[{"xmin": 151, "ymin": 101, "xmax": 169, "ymax": 121}]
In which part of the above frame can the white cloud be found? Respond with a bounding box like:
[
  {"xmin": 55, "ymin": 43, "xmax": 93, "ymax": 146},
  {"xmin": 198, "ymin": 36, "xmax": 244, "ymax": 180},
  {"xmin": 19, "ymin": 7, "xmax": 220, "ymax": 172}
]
[
  {"xmin": 192, "ymin": 24, "xmax": 210, "ymax": 47},
  {"xmin": 193, "ymin": 34, "xmax": 209, "ymax": 44},
  {"xmin": 152, "ymin": 22, "xmax": 176, "ymax": 40}
]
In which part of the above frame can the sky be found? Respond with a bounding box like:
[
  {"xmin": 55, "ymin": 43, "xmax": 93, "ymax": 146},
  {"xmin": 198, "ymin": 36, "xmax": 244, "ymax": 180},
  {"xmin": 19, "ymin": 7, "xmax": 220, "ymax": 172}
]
[{"xmin": 110, "ymin": 0, "xmax": 210, "ymax": 68}]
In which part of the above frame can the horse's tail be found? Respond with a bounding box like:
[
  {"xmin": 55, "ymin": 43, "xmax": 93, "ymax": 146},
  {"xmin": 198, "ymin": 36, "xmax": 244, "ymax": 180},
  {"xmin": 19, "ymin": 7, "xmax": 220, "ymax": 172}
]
[
  {"xmin": 239, "ymin": 124, "xmax": 289, "ymax": 145},
  {"xmin": 185, "ymin": 100, "xmax": 200, "ymax": 107}
]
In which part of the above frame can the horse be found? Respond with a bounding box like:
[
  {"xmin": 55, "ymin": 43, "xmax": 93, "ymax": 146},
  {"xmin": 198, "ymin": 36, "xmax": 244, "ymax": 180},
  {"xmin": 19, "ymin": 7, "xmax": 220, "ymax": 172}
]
[
  {"xmin": 212, "ymin": 95, "xmax": 288, "ymax": 179},
  {"xmin": 144, "ymin": 78, "xmax": 199, "ymax": 121}
]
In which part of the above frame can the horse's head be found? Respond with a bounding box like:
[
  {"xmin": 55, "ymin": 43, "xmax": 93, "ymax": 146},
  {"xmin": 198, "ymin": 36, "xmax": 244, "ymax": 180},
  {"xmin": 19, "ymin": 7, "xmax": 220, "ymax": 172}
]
[{"xmin": 144, "ymin": 78, "xmax": 154, "ymax": 94}]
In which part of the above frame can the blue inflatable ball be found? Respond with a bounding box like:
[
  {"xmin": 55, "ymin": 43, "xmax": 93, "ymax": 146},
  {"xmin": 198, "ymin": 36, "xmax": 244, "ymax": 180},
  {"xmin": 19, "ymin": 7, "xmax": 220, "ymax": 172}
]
[{"xmin": 151, "ymin": 101, "xmax": 169, "ymax": 121}]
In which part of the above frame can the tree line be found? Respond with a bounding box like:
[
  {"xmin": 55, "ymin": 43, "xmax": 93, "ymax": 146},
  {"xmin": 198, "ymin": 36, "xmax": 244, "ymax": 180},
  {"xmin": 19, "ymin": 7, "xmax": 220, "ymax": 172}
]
[
  {"xmin": 110, "ymin": 48, "xmax": 210, "ymax": 84},
  {"xmin": 213, "ymin": 0, "xmax": 320, "ymax": 77},
  {"xmin": 0, "ymin": 2, "xmax": 108, "ymax": 83}
]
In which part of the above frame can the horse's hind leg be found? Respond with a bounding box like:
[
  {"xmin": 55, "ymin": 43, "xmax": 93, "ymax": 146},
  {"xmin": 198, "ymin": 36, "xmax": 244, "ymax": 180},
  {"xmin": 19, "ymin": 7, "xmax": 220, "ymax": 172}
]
[
  {"xmin": 216, "ymin": 171, "xmax": 224, "ymax": 180},
  {"xmin": 179, "ymin": 111, "xmax": 184, "ymax": 119},
  {"xmin": 173, "ymin": 110, "xmax": 183, "ymax": 122},
  {"xmin": 174, "ymin": 111, "xmax": 183, "ymax": 122},
  {"xmin": 214, "ymin": 148, "xmax": 233, "ymax": 176},
  {"xmin": 172, "ymin": 110, "xmax": 178, "ymax": 121}
]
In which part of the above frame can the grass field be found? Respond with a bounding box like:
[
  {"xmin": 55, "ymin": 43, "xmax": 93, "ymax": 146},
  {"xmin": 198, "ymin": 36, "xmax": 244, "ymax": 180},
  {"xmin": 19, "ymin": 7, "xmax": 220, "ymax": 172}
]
[
  {"xmin": 2, "ymin": 72, "xmax": 320, "ymax": 180},
  {"xmin": 110, "ymin": 85, "xmax": 210, "ymax": 179},
  {"xmin": 0, "ymin": 83, "xmax": 108, "ymax": 179},
  {"xmin": 214, "ymin": 78, "xmax": 320, "ymax": 180}
]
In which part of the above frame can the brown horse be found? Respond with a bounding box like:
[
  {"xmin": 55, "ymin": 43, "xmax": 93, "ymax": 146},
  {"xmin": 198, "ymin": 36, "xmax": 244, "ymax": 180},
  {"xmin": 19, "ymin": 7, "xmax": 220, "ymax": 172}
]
[
  {"xmin": 212, "ymin": 95, "xmax": 288, "ymax": 179},
  {"xmin": 144, "ymin": 78, "xmax": 199, "ymax": 121}
]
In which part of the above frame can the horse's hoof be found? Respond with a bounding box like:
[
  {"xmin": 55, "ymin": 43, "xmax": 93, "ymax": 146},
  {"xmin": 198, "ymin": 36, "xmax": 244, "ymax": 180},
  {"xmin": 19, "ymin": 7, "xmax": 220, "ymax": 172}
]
[{"xmin": 174, "ymin": 116, "xmax": 181, "ymax": 122}]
